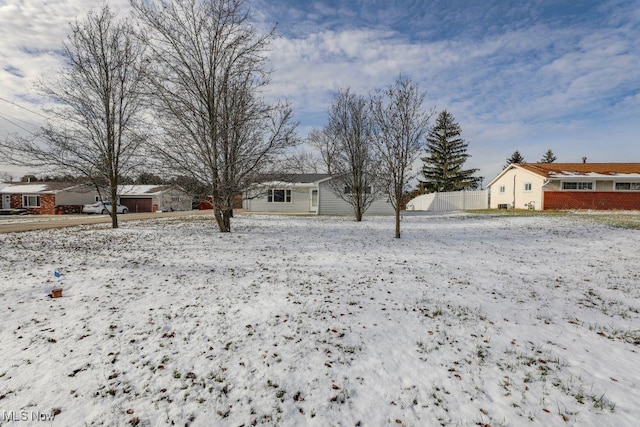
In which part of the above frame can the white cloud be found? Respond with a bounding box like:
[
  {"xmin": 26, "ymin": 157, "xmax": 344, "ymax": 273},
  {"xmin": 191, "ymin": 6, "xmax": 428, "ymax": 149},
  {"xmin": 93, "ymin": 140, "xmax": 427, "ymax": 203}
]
[{"xmin": 2, "ymin": 0, "xmax": 639, "ymax": 183}]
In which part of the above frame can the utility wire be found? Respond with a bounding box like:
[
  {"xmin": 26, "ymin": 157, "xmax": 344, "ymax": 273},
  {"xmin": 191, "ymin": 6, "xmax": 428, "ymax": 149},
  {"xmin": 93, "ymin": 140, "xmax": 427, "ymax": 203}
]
[
  {"xmin": 0, "ymin": 108, "xmax": 39, "ymax": 128},
  {"xmin": 0, "ymin": 96, "xmax": 49, "ymax": 119},
  {"xmin": 0, "ymin": 113, "xmax": 38, "ymax": 135}
]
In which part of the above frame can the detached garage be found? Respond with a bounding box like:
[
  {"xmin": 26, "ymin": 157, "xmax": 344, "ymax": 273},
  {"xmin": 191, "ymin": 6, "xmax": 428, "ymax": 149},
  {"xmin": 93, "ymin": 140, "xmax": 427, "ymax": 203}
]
[
  {"xmin": 120, "ymin": 197, "xmax": 153, "ymax": 213},
  {"xmin": 117, "ymin": 185, "xmax": 191, "ymax": 213}
]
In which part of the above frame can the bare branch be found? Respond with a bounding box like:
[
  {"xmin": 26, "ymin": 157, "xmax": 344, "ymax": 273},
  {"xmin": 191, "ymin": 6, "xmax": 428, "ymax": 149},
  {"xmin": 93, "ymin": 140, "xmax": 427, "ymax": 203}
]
[
  {"xmin": 131, "ymin": 0, "xmax": 298, "ymax": 232},
  {"xmin": 370, "ymin": 76, "xmax": 433, "ymax": 237},
  {"xmin": 0, "ymin": 4, "xmax": 148, "ymax": 228},
  {"xmin": 321, "ymin": 88, "xmax": 380, "ymax": 221}
]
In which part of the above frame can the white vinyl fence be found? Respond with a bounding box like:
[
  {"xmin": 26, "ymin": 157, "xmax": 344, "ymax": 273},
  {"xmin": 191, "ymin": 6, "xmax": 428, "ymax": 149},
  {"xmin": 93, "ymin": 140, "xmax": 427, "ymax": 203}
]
[{"xmin": 406, "ymin": 190, "xmax": 489, "ymax": 212}]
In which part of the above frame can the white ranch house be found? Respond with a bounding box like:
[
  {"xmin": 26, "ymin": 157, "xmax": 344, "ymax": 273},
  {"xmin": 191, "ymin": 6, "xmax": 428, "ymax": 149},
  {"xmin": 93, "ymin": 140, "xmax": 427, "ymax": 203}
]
[{"xmin": 243, "ymin": 174, "xmax": 394, "ymax": 215}]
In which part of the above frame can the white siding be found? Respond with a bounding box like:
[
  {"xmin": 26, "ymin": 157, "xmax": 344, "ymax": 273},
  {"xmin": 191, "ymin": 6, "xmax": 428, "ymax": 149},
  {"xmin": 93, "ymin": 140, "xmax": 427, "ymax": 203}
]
[
  {"xmin": 317, "ymin": 181, "xmax": 394, "ymax": 215},
  {"xmin": 489, "ymin": 168, "xmax": 546, "ymax": 210},
  {"xmin": 406, "ymin": 190, "xmax": 489, "ymax": 211},
  {"xmin": 245, "ymin": 188, "xmax": 312, "ymax": 213}
]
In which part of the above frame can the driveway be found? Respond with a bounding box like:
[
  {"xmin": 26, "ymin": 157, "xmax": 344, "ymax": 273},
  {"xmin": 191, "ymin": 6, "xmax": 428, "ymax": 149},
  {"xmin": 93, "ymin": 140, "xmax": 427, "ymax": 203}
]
[{"xmin": 0, "ymin": 210, "xmax": 216, "ymax": 233}]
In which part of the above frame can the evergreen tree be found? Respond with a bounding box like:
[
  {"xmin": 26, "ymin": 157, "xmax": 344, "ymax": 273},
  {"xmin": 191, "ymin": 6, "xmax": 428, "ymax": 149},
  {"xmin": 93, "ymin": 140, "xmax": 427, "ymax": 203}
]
[
  {"xmin": 419, "ymin": 110, "xmax": 479, "ymax": 193},
  {"xmin": 505, "ymin": 150, "xmax": 525, "ymax": 168},
  {"xmin": 540, "ymin": 149, "xmax": 557, "ymax": 163}
]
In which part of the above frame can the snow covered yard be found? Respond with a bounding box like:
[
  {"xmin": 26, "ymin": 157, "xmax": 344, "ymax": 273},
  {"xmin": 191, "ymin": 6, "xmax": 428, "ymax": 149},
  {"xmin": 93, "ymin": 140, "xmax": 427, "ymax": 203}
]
[{"xmin": 0, "ymin": 213, "xmax": 638, "ymax": 426}]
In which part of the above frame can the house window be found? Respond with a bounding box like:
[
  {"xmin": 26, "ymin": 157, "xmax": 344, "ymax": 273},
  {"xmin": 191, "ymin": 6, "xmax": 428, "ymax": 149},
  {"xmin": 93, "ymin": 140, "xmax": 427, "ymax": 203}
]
[
  {"xmin": 22, "ymin": 195, "xmax": 41, "ymax": 208},
  {"xmin": 267, "ymin": 189, "xmax": 291, "ymax": 203},
  {"xmin": 524, "ymin": 183, "xmax": 532, "ymax": 192},
  {"xmin": 562, "ymin": 182, "xmax": 593, "ymax": 190},
  {"xmin": 615, "ymin": 182, "xmax": 640, "ymax": 191},
  {"xmin": 499, "ymin": 185, "xmax": 506, "ymax": 194}
]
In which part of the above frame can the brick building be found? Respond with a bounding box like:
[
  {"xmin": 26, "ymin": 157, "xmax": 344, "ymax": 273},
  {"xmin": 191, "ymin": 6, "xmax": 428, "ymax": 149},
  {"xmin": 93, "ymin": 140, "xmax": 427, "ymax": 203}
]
[
  {"xmin": 0, "ymin": 183, "xmax": 97, "ymax": 214},
  {"xmin": 488, "ymin": 163, "xmax": 640, "ymax": 210}
]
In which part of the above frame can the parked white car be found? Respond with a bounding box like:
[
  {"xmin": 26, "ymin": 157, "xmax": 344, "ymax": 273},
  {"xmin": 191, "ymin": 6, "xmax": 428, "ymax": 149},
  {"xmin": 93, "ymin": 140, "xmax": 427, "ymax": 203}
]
[{"xmin": 82, "ymin": 201, "xmax": 129, "ymax": 214}]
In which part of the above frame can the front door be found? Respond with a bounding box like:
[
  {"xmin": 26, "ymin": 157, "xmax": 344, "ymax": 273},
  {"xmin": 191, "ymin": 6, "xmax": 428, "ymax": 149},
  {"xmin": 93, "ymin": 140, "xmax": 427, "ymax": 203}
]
[
  {"xmin": 2, "ymin": 194, "xmax": 10, "ymax": 209},
  {"xmin": 310, "ymin": 189, "xmax": 318, "ymax": 213}
]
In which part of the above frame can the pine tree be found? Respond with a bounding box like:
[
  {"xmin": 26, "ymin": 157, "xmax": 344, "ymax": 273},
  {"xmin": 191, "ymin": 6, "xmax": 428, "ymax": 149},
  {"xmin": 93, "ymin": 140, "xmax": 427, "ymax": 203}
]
[
  {"xmin": 419, "ymin": 110, "xmax": 479, "ymax": 193},
  {"xmin": 540, "ymin": 149, "xmax": 557, "ymax": 163},
  {"xmin": 505, "ymin": 150, "xmax": 525, "ymax": 168}
]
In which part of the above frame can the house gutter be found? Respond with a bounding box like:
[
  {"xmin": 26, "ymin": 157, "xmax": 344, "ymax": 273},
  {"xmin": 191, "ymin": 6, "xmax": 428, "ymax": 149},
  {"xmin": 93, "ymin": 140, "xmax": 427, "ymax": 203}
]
[
  {"xmin": 512, "ymin": 174, "xmax": 516, "ymax": 208},
  {"xmin": 541, "ymin": 179, "xmax": 550, "ymax": 210}
]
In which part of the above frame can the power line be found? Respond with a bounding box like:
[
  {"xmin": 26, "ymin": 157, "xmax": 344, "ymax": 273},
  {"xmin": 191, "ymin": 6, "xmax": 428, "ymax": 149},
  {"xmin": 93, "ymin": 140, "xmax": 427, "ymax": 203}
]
[
  {"xmin": 0, "ymin": 96, "xmax": 49, "ymax": 119},
  {"xmin": 0, "ymin": 109, "xmax": 39, "ymax": 128},
  {"xmin": 0, "ymin": 113, "xmax": 38, "ymax": 136}
]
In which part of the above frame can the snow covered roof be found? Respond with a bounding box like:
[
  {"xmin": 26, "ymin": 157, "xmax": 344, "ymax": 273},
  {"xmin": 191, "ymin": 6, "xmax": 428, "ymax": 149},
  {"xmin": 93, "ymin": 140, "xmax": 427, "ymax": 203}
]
[
  {"xmin": 253, "ymin": 174, "xmax": 333, "ymax": 188},
  {"xmin": 0, "ymin": 182, "xmax": 79, "ymax": 194},
  {"xmin": 489, "ymin": 163, "xmax": 640, "ymax": 187},
  {"xmin": 254, "ymin": 181, "xmax": 318, "ymax": 189},
  {"xmin": 518, "ymin": 163, "xmax": 640, "ymax": 179},
  {"xmin": 117, "ymin": 185, "xmax": 180, "ymax": 196}
]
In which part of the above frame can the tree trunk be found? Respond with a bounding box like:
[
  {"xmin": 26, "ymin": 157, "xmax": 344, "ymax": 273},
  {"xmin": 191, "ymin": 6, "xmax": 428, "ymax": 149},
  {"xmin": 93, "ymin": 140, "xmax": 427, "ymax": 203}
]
[
  {"xmin": 110, "ymin": 185, "xmax": 119, "ymax": 229},
  {"xmin": 223, "ymin": 209, "xmax": 232, "ymax": 232},
  {"xmin": 355, "ymin": 203, "xmax": 363, "ymax": 222},
  {"xmin": 213, "ymin": 206, "xmax": 230, "ymax": 232},
  {"xmin": 394, "ymin": 207, "xmax": 401, "ymax": 239}
]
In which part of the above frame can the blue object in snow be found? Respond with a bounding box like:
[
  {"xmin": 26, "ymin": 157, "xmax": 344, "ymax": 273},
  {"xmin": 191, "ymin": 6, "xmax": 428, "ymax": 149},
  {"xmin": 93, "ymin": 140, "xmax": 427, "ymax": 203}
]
[{"xmin": 54, "ymin": 271, "xmax": 61, "ymax": 278}]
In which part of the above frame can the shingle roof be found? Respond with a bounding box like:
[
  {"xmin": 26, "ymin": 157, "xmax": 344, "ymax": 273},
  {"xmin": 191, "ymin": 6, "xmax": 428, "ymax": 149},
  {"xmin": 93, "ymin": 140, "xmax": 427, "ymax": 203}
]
[
  {"xmin": 516, "ymin": 163, "xmax": 640, "ymax": 178},
  {"xmin": 0, "ymin": 182, "xmax": 80, "ymax": 194},
  {"xmin": 282, "ymin": 174, "xmax": 332, "ymax": 183},
  {"xmin": 117, "ymin": 185, "xmax": 167, "ymax": 196}
]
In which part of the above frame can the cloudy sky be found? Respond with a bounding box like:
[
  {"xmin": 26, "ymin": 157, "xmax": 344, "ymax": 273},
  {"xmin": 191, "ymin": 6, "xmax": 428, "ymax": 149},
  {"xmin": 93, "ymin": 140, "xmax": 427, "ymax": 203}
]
[{"xmin": 1, "ymin": 0, "xmax": 639, "ymax": 183}]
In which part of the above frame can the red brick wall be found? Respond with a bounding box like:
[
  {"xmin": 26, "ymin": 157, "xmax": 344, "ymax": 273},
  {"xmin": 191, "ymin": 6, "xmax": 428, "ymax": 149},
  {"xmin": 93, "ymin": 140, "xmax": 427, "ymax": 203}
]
[
  {"xmin": 544, "ymin": 191, "xmax": 640, "ymax": 210},
  {"xmin": 40, "ymin": 194, "xmax": 56, "ymax": 214},
  {"xmin": 10, "ymin": 194, "xmax": 21, "ymax": 210},
  {"xmin": 13, "ymin": 193, "xmax": 57, "ymax": 214}
]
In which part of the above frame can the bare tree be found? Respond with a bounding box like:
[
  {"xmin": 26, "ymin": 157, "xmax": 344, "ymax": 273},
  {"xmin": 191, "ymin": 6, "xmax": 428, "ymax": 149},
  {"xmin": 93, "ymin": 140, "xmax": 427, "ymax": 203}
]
[
  {"xmin": 307, "ymin": 127, "xmax": 338, "ymax": 175},
  {"xmin": 131, "ymin": 0, "xmax": 297, "ymax": 232},
  {"xmin": 370, "ymin": 77, "xmax": 432, "ymax": 238},
  {"xmin": 321, "ymin": 88, "xmax": 379, "ymax": 221},
  {"xmin": 0, "ymin": 5, "xmax": 147, "ymax": 228},
  {"xmin": 282, "ymin": 150, "xmax": 320, "ymax": 174},
  {"xmin": 0, "ymin": 171, "xmax": 13, "ymax": 182}
]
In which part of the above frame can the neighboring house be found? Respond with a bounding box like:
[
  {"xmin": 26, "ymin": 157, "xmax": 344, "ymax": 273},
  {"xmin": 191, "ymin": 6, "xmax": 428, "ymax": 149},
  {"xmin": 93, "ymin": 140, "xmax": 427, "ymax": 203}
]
[
  {"xmin": 488, "ymin": 163, "xmax": 640, "ymax": 210},
  {"xmin": 243, "ymin": 174, "xmax": 394, "ymax": 215},
  {"xmin": 0, "ymin": 182, "xmax": 97, "ymax": 214},
  {"xmin": 117, "ymin": 185, "xmax": 192, "ymax": 213}
]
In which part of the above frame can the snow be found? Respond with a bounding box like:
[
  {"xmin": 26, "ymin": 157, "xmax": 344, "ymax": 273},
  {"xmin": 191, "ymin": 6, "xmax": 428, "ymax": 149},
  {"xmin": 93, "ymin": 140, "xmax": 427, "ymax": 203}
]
[
  {"xmin": 252, "ymin": 181, "xmax": 317, "ymax": 188},
  {"xmin": 0, "ymin": 184, "xmax": 49, "ymax": 194},
  {"xmin": 117, "ymin": 185, "xmax": 165, "ymax": 196},
  {"xmin": 0, "ymin": 212, "xmax": 638, "ymax": 426},
  {"xmin": 549, "ymin": 172, "xmax": 640, "ymax": 179}
]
